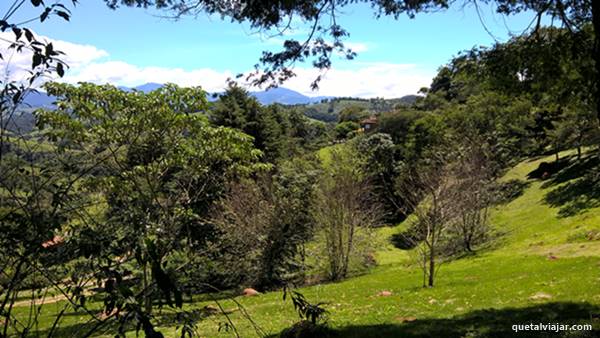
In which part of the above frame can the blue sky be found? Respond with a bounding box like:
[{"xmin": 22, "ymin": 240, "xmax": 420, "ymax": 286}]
[{"xmin": 1, "ymin": 1, "xmax": 542, "ymax": 97}]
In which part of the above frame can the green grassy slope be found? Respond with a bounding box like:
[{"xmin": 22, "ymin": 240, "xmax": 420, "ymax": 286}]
[{"xmin": 11, "ymin": 150, "xmax": 600, "ymax": 337}]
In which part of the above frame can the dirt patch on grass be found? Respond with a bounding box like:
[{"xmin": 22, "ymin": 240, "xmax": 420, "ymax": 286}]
[
  {"xmin": 529, "ymin": 292, "xmax": 553, "ymax": 301},
  {"xmin": 525, "ymin": 241, "xmax": 600, "ymax": 258},
  {"xmin": 395, "ymin": 316, "xmax": 417, "ymax": 323}
]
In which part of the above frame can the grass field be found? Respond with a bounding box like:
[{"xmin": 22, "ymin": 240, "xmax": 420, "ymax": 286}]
[{"xmin": 11, "ymin": 150, "xmax": 600, "ymax": 337}]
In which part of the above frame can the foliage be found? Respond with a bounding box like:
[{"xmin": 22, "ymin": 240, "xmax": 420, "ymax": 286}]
[
  {"xmin": 0, "ymin": 1, "xmax": 82, "ymax": 336},
  {"xmin": 447, "ymin": 144, "xmax": 495, "ymax": 253},
  {"xmin": 277, "ymin": 287, "xmax": 331, "ymax": 338},
  {"xmin": 2, "ymin": 0, "xmax": 600, "ymax": 336},
  {"xmin": 333, "ymin": 121, "xmax": 359, "ymax": 140},
  {"xmin": 337, "ymin": 105, "xmax": 369, "ymax": 123},
  {"xmin": 30, "ymin": 82, "xmax": 263, "ymax": 335},
  {"xmin": 211, "ymin": 84, "xmax": 329, "ymax": 161},
  {"xmin": 283, "ymin": 287, "xmax": 328, "ymax": 325},
  {"xmin": 375, "ymin": 109, "xmax": 425, "ymax": 146},
  {"xmin": 294, "ymin": 97, "xmax": 411, "ymax": 123},
  {"xmin": 312, "ymin": 146, "xmax": 381, "ymax": 281},
  {"xmin": 420, "ymin": 26, "xmax": 598, "ymax": 163},
  {"xmin": 353, "ymin": 133, "xmax": 405, "ymax": 222},
  {"xmin": 210, "ymin": 157, "xmax": 320, "ymax": 289}
]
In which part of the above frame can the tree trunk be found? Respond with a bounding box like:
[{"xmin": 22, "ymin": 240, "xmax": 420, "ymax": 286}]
[
  {"xmin": 464, "ymin": 236, "xmax": 473, "ymax": 252},
  {"xmin": 428, "ymin": 221, "xmax": 435, "ymax": 287},
  {"xmin": 593, "ymin": 0, "xmax": 600, "ymax": 123},
  {"xmin": 1, "ymin": 259, "xmax": 25, "ymax": 337},
  {"xmin": 342, "ymin": 221, "xmax": 355, "ymax": 281},
  {"xmin": 422, "ymin": 251, "xmax": 427, "ymax": 288},
  {"xmin": 428, "ymin": 245, "xmax": 435, "ymax": 287},
  {"xmin": 143, "ymin": 262, "xmax": 152, "ymax": 314}
]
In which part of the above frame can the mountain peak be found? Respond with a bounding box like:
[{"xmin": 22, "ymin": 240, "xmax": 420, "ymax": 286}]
[{"xmin": 134, "ymin": 83, "xmax": 164, "ymax": 93}]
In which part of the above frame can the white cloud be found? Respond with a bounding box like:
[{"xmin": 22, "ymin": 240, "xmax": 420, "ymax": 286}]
[
  {"xmin": 280, "ymin": 63, "xmax": 434, "ymax": 98},
  {"xmin": 344, "ymin": 42, "xmax": 368, "ymax": 53},
  {"xmin": 1, "ymin": 32, "xmax": 433, "ymax": 98},
  {"xmin": 62, "ymin": 61, "xmax": 234, "ymax": 93},
  {"xmin": 0, "ymin": 31, "xmax": 108, "ymax": 86}
]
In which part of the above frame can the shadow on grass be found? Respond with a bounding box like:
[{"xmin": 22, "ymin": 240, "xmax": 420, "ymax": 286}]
[
  {"xmin": 493, "ymin": 179, "xmax": 531, "ymax": 205},
  {"xmin": 536, "ymin": 154, "xmax": 600, "ymax": 218},
  {"xmin": 28, "ymin": 316, "xmax": 123, "ymax": 338},
  {"xmin": 269, "ymin": 302, "xmax": 600, "ymax": 338},
  {"xmin": 390, "ymin": 230, "xmax": 422, "ymax": 250},
  {"xmin": 25, "ymin": 302, "xmax": 600, "ymax": 337}
]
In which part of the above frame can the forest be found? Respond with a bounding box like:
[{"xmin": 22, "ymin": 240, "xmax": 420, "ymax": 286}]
[{"xmin": 1, "ymin": 0, "xmax": 600, "ymax": 337}]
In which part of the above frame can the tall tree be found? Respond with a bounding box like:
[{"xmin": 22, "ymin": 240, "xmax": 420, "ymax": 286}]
[
  {"xmin": 1, "ymin": 2, "xmax": 78, "ymax": 335},
  {"xmin": 312, "ymin": 146, "xmax": 381, "ymax": 281},
  {"xmin": 36, "ymin": 82, "xmax": 262, "ymax": 335}
]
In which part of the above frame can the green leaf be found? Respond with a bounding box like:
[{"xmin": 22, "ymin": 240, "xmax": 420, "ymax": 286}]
[
  {"xmin": 12, "ymin": 27, "xmax": 22, "ymax": 40},
  {"xmin": 12, "ymin": 91, "xmax": 21, "ymax": 105},
  {"xmin": 45, "ymin": 42, "xmax": 54, "ymax": 56},
  {"xmin": 57, "ymin": 62, "xmax": 65, "ymax": 77},
  {"xmin": 24, "ymin": 28, "xmax": 34, "ymax": 42},
  {"xmin": 55, "ymin": 10, "xmax": 70, "ymax": 21},
  {"xmin": 32, "ymin": 53, "xmax": 43, "ymax": 69},
  {"xmin": 0, "ymin": 20, "xmax": 9, "ymax": 31},
  {"xmin": 40, "ymin": 8, "xmax": 50, "ymax": 22}
]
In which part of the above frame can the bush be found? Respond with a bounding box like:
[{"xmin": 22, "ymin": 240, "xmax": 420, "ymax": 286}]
[{"xmin": 334, "ymin": 121, "xmax": 360, "ymax": 140}]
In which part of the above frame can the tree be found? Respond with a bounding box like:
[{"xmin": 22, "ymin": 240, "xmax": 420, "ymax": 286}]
[
  {"xmin": 35, "ymin": 82, "xmax": 262, "ymax": 335},
  {"xmin": 257, "ymin": 158, "xmax": 320, "ymax": 287},
  {"xmin": 558, "ymin": 105, "xmax": 600, "ymax": 160},
  {"xmin": 212, "ymin": 157, "xmax": 319, "ymax": 289},
  {"xmin": 211, "ymin": 84, "xmax": 252, "ymax": 130},
  {"xmin": 421, "ymin": 25, "xmax": 598, "ymax": 164},
  {"xmin": 443, "ymin": 91, "xmax": 534, "ymax": 168},
  {"xmin": 0, "ymin": 1, "xmax": 79, "ymax": 335},
  {"xmin": 354, "ymin": 132, "xmax": 405, "ymax": 222},
  {"xmin": 376, "ymin": 109, "xmax": 425, "ymax": 146},
  {"xmin": 311, "ymin": 146, "xmax": 381, "ymax": 281},
  {"xmin": 334, "ymin": 121, "xmax": 359, "ymax": 140},
  {"xmin": 399, "ymin": 158, "xmax": 457, "ymax": 288},
  {"xmin": 450, "ymin": 143, "xmax": 494, "ymax": 253},
  {"xmin": 212, "ymin": 84, "xmax": 321, "ymax": 162},
  {"xmin": 338, "ymin": 105, "xmax": 369, "ymax": 123}
]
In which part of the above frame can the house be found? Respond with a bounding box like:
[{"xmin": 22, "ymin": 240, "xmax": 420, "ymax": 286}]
[{"xmin": 360, "ymin": 116, "xmax": 378, "ymax": 132}]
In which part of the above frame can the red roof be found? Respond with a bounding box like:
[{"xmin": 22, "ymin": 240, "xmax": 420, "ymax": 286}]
[
  {"xmin": 42, "ymin": 235, "xmax": 64, "ymax": 248},
  {"xmin": 360, "ymin": 116, "xmax": 378, "ymax": 124}
]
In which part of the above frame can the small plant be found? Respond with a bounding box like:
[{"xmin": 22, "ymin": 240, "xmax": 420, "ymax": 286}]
[
  {"xmin": 280, "ymin": 286, "xmax": 331, "ymax": 338},
  {"xmin": 284, "ymin": 288, "xmax": 328, "ymax": 325}
]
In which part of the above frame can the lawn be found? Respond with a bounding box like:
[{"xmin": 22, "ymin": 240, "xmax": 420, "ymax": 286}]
[{"xmin": 11, "ymin": 150, "xmax": 600, "ymax": 337}]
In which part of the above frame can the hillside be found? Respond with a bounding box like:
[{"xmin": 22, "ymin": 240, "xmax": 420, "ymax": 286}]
[
  {"xmin": 196, "ymin": 150, "xmax": 600, "ymax": 337},
  {"xmin": 15, "ymin": 149, "xmax": 600, "ymax": 337},
  {"xmin": 294, "ymin": 96, "xmax": 418, "ymax": 122}
]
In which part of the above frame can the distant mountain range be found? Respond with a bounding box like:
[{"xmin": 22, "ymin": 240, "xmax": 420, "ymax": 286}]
[
  {"xmin": 22, "ymin": 91, "xmax": 57, "ymax": 108},
  {"xmin": 22, "ymin": 83, "xmax": 333, "ymax": 107},
  {"xmin": 250, "ymin": 87, "xmax": 331, "ymax": 105},
  {"xmin": 15, "ymin": 83, "xmax": 420, "ymax": 128}
]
